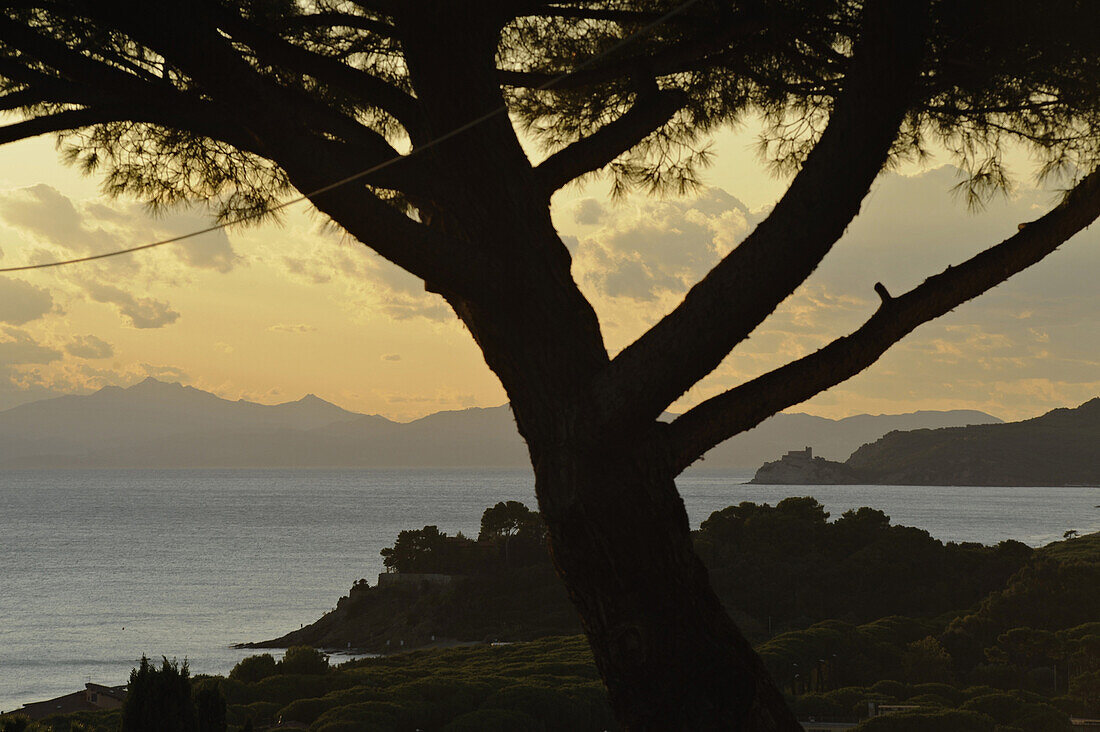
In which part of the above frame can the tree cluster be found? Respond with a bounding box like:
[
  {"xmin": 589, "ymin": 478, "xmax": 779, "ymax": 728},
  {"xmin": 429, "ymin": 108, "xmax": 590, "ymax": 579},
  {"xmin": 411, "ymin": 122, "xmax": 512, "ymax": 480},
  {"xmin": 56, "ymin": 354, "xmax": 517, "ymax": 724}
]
[{"xmin": 120, "ymin": 656, "xmax": 227, "ymax": 732}]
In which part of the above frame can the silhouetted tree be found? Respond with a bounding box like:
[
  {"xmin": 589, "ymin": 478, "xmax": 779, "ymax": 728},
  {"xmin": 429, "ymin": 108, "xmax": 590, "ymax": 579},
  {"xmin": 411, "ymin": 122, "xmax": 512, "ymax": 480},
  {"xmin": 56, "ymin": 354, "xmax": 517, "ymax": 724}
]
[
  {"xmin": 3, "ymin": 1, "xmax": 1099, "ymax": 727},
  {"xmin": 192, "ymin": 679, "xmax": 227, "ymax": 732},
  {"xmin": 228, "ymin": 653, "xmax": 277, "ymax": 684},
  {"xmin": 121, "ymin": 656, "xmax": 195, "ymax": 732},
  {"xmin": 480, "ymin": 501, "xmax": 548, "ymax": 567},
  {"xmin": 278, "ymin": 646, "xmax": 330, "ymax": 675},
  {"xmin": 479, "ymin": 501, "xmax": 544, "ymax": 542},
  {"xmin": 381, "ymin": 525, "xmax": 449, "ymax": 573}
]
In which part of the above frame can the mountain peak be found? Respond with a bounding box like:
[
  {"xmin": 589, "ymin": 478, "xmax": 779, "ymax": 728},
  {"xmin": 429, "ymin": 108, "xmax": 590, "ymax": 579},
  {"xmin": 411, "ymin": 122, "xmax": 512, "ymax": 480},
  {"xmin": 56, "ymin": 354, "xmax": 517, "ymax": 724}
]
[{"xmin": 131, "ymin": 377, "xmax": 184, "ymax": 390}]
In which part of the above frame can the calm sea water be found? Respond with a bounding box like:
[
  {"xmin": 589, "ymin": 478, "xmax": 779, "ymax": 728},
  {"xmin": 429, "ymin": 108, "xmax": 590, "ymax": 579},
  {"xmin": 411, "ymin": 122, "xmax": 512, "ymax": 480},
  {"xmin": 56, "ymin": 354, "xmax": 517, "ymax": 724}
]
[{"xmin": 1, "ymin": 468, "xmax": 1098, "ymax": 712}]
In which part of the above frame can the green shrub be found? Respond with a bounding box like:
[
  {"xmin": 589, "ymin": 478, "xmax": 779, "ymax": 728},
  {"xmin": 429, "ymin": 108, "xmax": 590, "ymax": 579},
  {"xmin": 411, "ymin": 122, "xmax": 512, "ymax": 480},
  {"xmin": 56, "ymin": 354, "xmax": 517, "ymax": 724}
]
[
  {"xmin": 250, "ymin": 673, "xmax": 347, "ymax": 705},
  {"xmin": 443, "ymin": 708, "xmax": 541, "ymax": 732},
  {"xmin": 311, "ymin": 701, "xmax": 403, "ymax": 731},
  {"xmin": 228, "ymin": 654, "xmax": 277, "ymax": 684},
  {"xmin": 274, "ymin": 696, "xmax": 331, "ymax": 725},
  {"xmin": 795, "ymin": 693, "xmax": 846, "ymax": 718},
  {"xmin": 229, "ymin": 701, "xmax": 279, "ymax": 727},
  {"xmin": 961, "ymin": 692, "xmax": 1071, "ymax": 731},
  {"xmin": 278, "ymin": 646, "xmax": 329, "ymax": 675},
  {"xmin": 854, "ymin": 709, "xmax": 996, "ymax": 731},
  {"xmin": 869, "ymin": 680, "xmax": 910, "ymax": 699}
]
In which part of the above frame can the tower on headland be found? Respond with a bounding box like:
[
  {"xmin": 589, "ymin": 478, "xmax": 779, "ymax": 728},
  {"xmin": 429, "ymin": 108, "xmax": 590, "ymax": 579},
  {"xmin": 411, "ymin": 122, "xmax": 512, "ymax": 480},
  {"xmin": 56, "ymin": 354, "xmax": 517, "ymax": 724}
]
[{"xmin": 783, "ymin": 446, "xmax": 813, "ymax": 461}]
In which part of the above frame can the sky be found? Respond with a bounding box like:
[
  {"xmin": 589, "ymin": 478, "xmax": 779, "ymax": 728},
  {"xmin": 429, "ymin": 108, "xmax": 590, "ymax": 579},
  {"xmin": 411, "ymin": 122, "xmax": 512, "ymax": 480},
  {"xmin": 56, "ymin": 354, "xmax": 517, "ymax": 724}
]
[{"xmin": 0, "ymin": 125, "xmax": 1097, "ymax": 422}]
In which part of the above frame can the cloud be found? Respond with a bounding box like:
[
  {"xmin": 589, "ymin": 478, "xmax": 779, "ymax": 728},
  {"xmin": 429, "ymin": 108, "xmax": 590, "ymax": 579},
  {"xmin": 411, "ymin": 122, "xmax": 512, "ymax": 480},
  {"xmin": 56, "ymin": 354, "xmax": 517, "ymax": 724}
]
[
  {"xmin": 65, "ymin": 335, "xmax": 114, "ymax": 359},
  {"xmin": 0, "ymin": 277, "xmax": 54, "ymax": 324},
  {"xmin": 0, "ymin": 184, "xmax": 108, "ymax": 252},
  {"xmin": 571, "ymin": 188, "xmax": 757, "ymax": 302},
  {"xmin": 283, "ymin": 256, "xmax": 333, "ymax": 284},
  {"xmin": 0, "ymin": 326, "xmax": 61, "ymax": 366},
  {"xmin": 0, "ymin": 186, "xmax": 238, "ymax": 270},
  {"xmin": 147, "ymin": 206, "xmax": 238, "ymax": 273},
  {"xmin": 268, "ymin": 323, "xmax": 317, "ymax": 334},
  {"xmin": 142, "ymin": 363, "xmax": 189, "ymax": 381},
  {"xmin": 573, "ymin": 198, "xmax": 607, "ymax": 226},
  {"xmin": 84, "ymin": 282, "xmax": 180, "ymax": 329},
  {"xmin": 381, "ymin": 353, "xmax": 402, "ymax": 361},
  {"xmin": 280, "ymin": 240, "xmax": 453, "ymax": 322}
]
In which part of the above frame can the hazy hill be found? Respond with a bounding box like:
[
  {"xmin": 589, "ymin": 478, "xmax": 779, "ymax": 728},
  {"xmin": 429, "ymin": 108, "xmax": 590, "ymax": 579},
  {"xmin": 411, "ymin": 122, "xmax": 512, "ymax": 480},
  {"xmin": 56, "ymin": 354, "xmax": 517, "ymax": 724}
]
[
  {"xmin": 699, "ymin": 409, "xmax": 999, "ymax": 467},
  {"xmin": 845, "ymin": 398, "xmax": 1100, "ymax": 485},
  {"xmin": 0, "ymin": 379, "xmax": 999, "ymax": 468}
]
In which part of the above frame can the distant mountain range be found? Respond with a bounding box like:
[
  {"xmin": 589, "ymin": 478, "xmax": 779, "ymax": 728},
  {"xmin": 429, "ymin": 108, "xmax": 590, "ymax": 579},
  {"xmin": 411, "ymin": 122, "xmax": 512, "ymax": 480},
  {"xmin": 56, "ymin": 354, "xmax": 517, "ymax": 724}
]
[
  {"xmin": 752, "ymin": 398, "xmax": 1100, "ymax": 486},
  {"xmin": 0, "ymin": 378, "xmax": 1001, "ymax": 469}
]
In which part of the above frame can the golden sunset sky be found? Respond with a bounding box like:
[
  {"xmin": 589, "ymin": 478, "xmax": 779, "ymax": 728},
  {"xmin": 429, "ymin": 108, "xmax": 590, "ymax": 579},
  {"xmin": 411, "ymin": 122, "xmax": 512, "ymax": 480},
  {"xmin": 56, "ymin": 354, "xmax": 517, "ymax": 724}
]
[{"xmin": 1, "ymin": 124, "xmax": 1097, "ymax": 421}]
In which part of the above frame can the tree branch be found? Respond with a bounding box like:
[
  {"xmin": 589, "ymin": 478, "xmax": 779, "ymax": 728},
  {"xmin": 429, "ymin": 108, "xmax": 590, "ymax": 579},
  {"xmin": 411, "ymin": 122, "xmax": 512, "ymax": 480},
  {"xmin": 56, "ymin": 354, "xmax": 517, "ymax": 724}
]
[
  {"xmin": 0, "ymin": 107, "xmax": 108, "ymax": 143},
  {"xmin": 534, "ymin": 87, "xmax": 686, "ymax": 195},
  {"xmin": 667, "ymin": 167, "xmax": 1100, "ymax": 473},
  {"xmin": 0, "ymin": 88, "xmax": 35, "ymax": 110},
  {"xmin": 212, "ymin": 7, "xmax": 423, "ymax": 136},
  {"xmin": 275, "ymin": 141, "xmax": 495, "ymax": 294},
  {"xmin": 497, "ymin": 10, "xmax": 763, "ymax": 90},
  {"xmin": 92, "ymin": 3, "xmax": 491, "ymax": 291},
  {"xmin": 278, "ymin": 11, "xmax": 398, "ymax": 39},
  {"xmin": 0, "ymin": 16, "xmax": 162, "ymax": 100},
  {"xmin": 524, "ymin": 7, "xmax": 709, "ymax": 26},
  {"xmin": 589, "ymin": 0, "xmax": 931, "ymax": 431}
]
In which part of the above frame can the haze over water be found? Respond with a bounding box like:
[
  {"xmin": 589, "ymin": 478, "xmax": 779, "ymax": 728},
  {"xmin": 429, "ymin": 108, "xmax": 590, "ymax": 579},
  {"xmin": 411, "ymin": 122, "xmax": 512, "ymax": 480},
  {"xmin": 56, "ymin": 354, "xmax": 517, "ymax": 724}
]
[{"xmin": 2, "ymin": 467, "xmax": 1097, "ymax": 712}]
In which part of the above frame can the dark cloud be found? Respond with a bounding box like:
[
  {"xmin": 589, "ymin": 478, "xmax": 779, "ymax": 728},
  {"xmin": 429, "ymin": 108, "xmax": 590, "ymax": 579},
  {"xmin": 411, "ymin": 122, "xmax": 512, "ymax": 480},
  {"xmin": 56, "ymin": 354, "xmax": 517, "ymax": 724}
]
[
  {"xmin": 65, "ymin": 335, "xmax": 114, "ymax": 359},
  {"xmin": 84, "ymin": 282, "xmax": 180, "ymax": 329},
  {"xmin": 142, "ymin": 363, "xmax": 189, "ymax": 381},
  {"xmin": 0, "ymin": 278, "xmax": 54, "ymax": 324},
  {"xmin": 0, "ymin": 326, "xmax": 61, "ymax": 366}
]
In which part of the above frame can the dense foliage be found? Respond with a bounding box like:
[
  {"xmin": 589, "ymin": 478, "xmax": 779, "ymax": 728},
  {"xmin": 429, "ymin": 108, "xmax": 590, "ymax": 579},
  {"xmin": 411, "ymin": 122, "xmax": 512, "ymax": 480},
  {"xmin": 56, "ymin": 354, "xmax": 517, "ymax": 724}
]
[
  {"xmin": 16, "ymin": 622, "xmax": 1098, "ymax": 732},
  {"xmin": 329, "ymin": 498, "xmax": 1038, "ymax": 649},
  {"xmin": 121, "ymin": 657, "xmax": 197, "ymax": 732}
]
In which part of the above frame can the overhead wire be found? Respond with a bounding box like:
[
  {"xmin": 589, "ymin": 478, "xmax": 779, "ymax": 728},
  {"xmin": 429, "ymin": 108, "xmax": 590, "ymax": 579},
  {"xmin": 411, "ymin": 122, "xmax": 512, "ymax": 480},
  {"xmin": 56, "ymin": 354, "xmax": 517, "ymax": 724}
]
[{"xmin": 0, "ymin": 0, "xmax": 702, "ymax": 273}]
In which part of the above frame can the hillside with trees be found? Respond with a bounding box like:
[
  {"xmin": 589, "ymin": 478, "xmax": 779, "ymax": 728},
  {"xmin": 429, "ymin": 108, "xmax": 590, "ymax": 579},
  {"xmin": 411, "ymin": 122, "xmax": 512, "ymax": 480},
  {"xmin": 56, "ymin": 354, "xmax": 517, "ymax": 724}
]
[
  {"xmin": 844, "ymin": 398, "xmax": 1100, "ymax": 486},
  {"xmin": 252, "ymin": 499, "xmax": 1092, "ymax": 664},
  {"xmin": 11, "ymin": 518, "xmax": 1099, "ymax": 731}
]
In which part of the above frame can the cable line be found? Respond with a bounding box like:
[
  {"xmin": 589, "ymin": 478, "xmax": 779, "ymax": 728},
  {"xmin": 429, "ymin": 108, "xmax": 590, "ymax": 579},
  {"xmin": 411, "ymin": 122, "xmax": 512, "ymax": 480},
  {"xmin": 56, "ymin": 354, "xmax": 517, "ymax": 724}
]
[{"xmin": 0, "ymin": 0, "xmax": 701, "ymax": 273}]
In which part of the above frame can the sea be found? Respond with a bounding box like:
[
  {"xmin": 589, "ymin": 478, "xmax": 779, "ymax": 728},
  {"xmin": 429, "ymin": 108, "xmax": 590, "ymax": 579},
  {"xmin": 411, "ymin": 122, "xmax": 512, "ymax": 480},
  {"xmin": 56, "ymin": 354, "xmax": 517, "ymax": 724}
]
[{"xmin": 2, "ymin": 467, "xmax": 1098, "ymax": 713}]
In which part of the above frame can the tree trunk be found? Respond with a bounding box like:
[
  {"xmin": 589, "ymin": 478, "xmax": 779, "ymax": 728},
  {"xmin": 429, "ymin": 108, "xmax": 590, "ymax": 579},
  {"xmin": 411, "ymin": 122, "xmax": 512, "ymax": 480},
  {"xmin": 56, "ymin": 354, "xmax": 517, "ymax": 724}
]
[
  {"xmin": 530, "ymin": 425, "xmax": 802, "ymax": 730},
  {"xmin": 394, "ymin": 9, "xmax": 803, "ymax": 727},
  {"xmin": 421, "ymin": 162, "xmax": 801, "ymax": 732}
]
